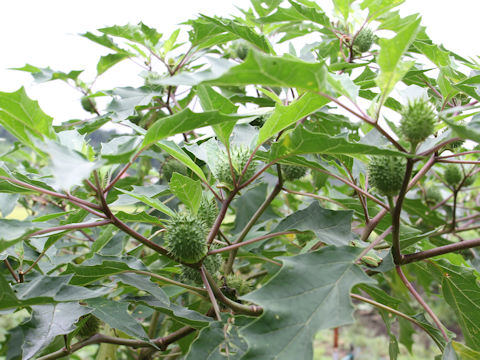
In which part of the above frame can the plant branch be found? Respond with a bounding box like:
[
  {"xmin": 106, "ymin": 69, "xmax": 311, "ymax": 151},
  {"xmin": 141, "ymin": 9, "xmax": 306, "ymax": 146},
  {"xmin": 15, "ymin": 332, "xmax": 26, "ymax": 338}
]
[
  {"xmin": 28, "ymin": 220, "xmax": 111, "ymax": 238},
  {"xmin": 4, "ymin": 259, "xmax": 19, "ymax": 283},
  {"xmin": 203, "ymin": 269, "xmax": 263, "ymax": 316},
  {"xmin": 37, "ymin": 325, "xmax": 196, "ymax": 360},
  {"xmin": 206, "ymin": 190, "xmax": 238, "ymax": 246},
  {"xmin": 282, "ymin": 188, "xmax": 348, "ymax": 208},
  {"xmin": 391, "ymin": 158, "xmax": 414, "ymax": 264},
  {"xmin": 200, "ymin": 266, "xmax": 222, "ymax": 321},
  {"xmin": 0, "ymin": 176, "xmax": 102, "ymax": 210},
  {"xmin": 224, "ymin": 165, "xmax": 283, "ymax": 274},
  {"xmin": 209, "ymin": 231, "xmax": 296, "ymax": 255},
  {"xmin": 396, "ymin": 266, "xmax": 449, "ymax": 341},
  {"xmin": 355, "ymin": 226, "xmax": 392, "ymax": 263},
  {"xmin": 129, "ymin": 270, "xmax": 206, "ymax": 295},
  {"xmin": 104, "ymin": 149, "xmax": 145, "ymax": 193},
  {"xmin": 401, "ymin": 238, "xmax": 480, "ymax": 264}
]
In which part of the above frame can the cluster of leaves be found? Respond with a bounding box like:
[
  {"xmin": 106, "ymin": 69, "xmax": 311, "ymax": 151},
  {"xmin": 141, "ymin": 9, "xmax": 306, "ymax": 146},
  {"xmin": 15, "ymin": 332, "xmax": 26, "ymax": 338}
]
[{"xmin": 1, "ymin": 0, "xmax": 480, "ymax": 359}]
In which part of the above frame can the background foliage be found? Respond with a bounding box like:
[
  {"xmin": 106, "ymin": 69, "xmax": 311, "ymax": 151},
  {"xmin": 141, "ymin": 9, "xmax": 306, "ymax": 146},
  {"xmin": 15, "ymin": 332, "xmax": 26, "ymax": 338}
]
[{"xmin": 0, "ymin": 0, "xmax": 479, "ymax": 359}]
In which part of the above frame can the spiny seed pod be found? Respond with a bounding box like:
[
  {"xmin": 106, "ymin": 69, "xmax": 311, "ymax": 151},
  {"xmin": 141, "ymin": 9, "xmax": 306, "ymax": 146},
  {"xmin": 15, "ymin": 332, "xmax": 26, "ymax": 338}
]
[
  {"xmin": 144, "ymin": 72, "xmax": 164, "ymax": 91},
  {"xmin": 180, "ymin": 254, "xmax": 223, "ymax": 284},
  {"xmin": 355, "ymin": 28, "xmax": 374, "ymax": 53},
  {"xmin": 198, "ymin": 196, "xmax": 218, "ymax": 228},
  {"xmin": 368, "ymin": 156, "xmax": 406, "ymax": 197},
  {"xmin": 282, "ymin": 165, "xmax": 307, "ymax": 181},
  {"xmin": 225, "ymin": 274, "xmax": 252, "ymax": 296},
  {"xmin": 215, "ymin": 146, "xmax": 255, "ymax": 190},
  {"xmin": 444, "ymin": 165, "xmax": 462, "ymax": 187},
  {"xmin": 424, "ymin": 187, "xmax": 442, "ymax": 206},
  {"xmin": 463, "ymin": 174, "xmax": 476, "ymax": 187},
  {"xmin": 162, "ymin": 158, "xmax": 188, "ymax": 182},
  {"xmin": 399, "ymin": 99, "xmax": 436, "ymax": 146},
  {"xmin": 76, "ymin": 315, "xmax": 101, "ymax": 338},
  {"xmin": 164, "ymin": 213, "xmax": 207, "ymax": 263},
  {"xmin": 81, "ymin": 96, "xmax": 96, "ymax": 113}
]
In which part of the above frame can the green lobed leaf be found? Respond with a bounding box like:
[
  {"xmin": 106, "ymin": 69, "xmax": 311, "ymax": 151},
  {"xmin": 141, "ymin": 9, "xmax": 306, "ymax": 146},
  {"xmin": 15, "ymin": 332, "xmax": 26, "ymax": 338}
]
[
  {"xmin": 269, "ymin": 126, "xmax": 407, "ymax": 161},
  {"xmin": 115, "ymin": 187, "xmax": 175, "ymax": 218},
  {"xmin": 97, "ymin": 53, "xmax": 131, "ymax": 75},
  {"xmin": 450, "ymin": 341, "xmax": 480, "ymax": 360},
  {"xmin": 444, "ymin": 114, "xmax": 480, "ymax": 143},
  {"xmin": 85, "ymin": 297, "xmax": 151, "ymax": 342},
  {"xmin": 157, "ymin": 140, "xmax": 207, "ymax": 181},
  {"xmin": 115, "ymin": 273, "xmax": 169, "ymax": 304},
  {"xmin": 169, "ymin": 173, "xmax": 203, "ymax": 214},
  {"xmin": 63, "ymin": 254, "xmax": 147, "ymax": 285},
  {"xmin": 203, "ymin": 51, "xmax": 328, "ymax": 92},
  {"xmin": 427, "ymin": 261, "xmax": 480, "ymax": 351},
  {"xmin": 271, "ymin": 201, "xmax": 355, "ymax": 246},
  {"xmin": 258, "ymin": 92, "xmax": 329, "ymax": 145},
  {"xmin": 12, "ymin": 64, "xmax": 83, "ymax": 83},
  {"xmin": 21, "ymin": 303, "xmax": 90, "ymax": 360},
  {"xmin": 98, "ymin": 22, "xmax": 162, "ymax": 47},
  {"xmin": 199, "ymin": 15, "xmax": 272, "ymax": 53},
  {"xmin": 106, "ymin": 86, "xmax": 163, "ymax": 121},
  {"xmin": 360, "ymin": 0, "xmax": 405, "ymax": 20},
  {"xmin": 143, "ymin": 108, "xmax": 242, "ymax": 147},
  {"xmin": 197, "ymin": 85, "xmax": 238, "ymax": 146},
  {"xmin": 127, "ymin": 295, "xmax": 212, "ymax": 327},
  {"xmin": 332, "ymin": 0, "xmax": 354, "ymax": 20},
  {"xmin": 240, "ymin": 246, "xmax": 373, "ymax": 360},
  {"xmin": 376, "ymin": 17, "xmax": 421, "ymax": 97},
  {"xmin": 185, "ymin": 321, "xmax": 247, "ymax": 360},
  {"xmin": 0, "ymin": 87, "xmax": 55, "ymax": 149}
]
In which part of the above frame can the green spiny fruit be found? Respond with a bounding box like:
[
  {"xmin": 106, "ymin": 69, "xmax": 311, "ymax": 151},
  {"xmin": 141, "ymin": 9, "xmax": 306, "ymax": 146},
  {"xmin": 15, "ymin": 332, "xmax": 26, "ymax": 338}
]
[
  {"xmin": 368, "ymin": 156, "xmax": 406, "ymax": 197},
  {"xmin": 144, "ymin": 72, "xmax": 164, "ymax": 90},
  {"xmin": 399, "ymin": 99, "xmax": 436, "ymax": 146},
  {"xmin": 282, "ymin": 165, "xmax": 307, "ymax": 181},
  {"xmin": 462, "ymin": 173, "xmax": 476, "ymax": 187},
  {"xmin": 81, "ymin": 96, "xmax": 97, "ymax": 113},
  {"xmin": 180, "ymin": 254, "xmax": 223, "ymax": 284},
  {"xmin": 76, "ymin": 315, "xmax": 101, "ymax": 338},
  {"xmin": 355, "ymin": 28, "xmax": 374, "ymax": 53},
  {"xmin": 215, "ymin": 145, "xmax": 255, "ymax": 190},
  {"xmin": 444, "ymin": 165, "xmax": 462, "ymax": 187},
  {"xmin": 424, "ymin": 187, "xmax": 442, "ymax": 206},
  {"xmin": 164, "ymin": 213, "xmax": 207, "ymax": 263},
  {"xmin": 225, "ymin": 274, "xmax": 252, "ymax": 296},
  {"xmin": 198, "ymin": 196, "xmax": 218, "ymax": 228},
  {"xmin": 162, "ymin": 158, "xmax": 188, "ymax": 182}
]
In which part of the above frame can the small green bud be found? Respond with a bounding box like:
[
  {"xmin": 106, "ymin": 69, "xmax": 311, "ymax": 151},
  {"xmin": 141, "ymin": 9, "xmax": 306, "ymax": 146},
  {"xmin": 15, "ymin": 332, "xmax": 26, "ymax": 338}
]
[
  {"xmin": 76, "ymin": 315, "xmax": 101, "ymax": 338},
  {"xmin": 399, "ymin": 99, "xmax": 436, "ymax": 146},
  {"xmin": 361, "ymin": 255, "xmax": 382, "ymax": 268},
  {"xmin": 444, "ymin": 165, "xmax": 462, "ymax": 187},
  {"xmin": 144, "ymin": 72, "xmax": 165, "ymax": 92},
  {"xmin": 424, "ymin": 187, "xmax": 442, "ymax": 206},
  {"xmin": 162, "ymin": 158, "xmax": 188, "ymax": 182},
  {"xmin": 215, "ymin": 146, "xmax": 255, "ymax": 190},
  {"xmin": 368, "ymin": 156, "xmax": 406, "ymax": 197},
  {"xmin": 355, "ymin": 28, "xmax": 374, "ymax": 53},
  {"xmin": 236, "ymin": 43, "xmax": 249, "ymax": 60},
  {"xmin": 164, "ymin": 213, "xmax": 207, "ymax": 263},
  {"xmin": 81, "ymin": 96, "xmax": 96, "ymax": 113},
  {"xmin": 282, "ymin": 165, "xmax": 307, "ymax": 181}
]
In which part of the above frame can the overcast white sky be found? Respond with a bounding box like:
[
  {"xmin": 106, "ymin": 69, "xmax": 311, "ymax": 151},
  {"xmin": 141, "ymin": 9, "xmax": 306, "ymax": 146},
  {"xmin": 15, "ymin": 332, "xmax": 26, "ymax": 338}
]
[{"xmin": 0, "ymin": 0, "xmax": 479, "ymax": 125}]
